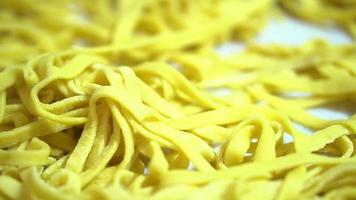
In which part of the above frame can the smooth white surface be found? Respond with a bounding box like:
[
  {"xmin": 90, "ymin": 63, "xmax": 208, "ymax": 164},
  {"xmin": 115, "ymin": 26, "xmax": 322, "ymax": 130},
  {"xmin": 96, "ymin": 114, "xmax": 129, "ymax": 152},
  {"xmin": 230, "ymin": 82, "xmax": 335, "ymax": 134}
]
[
  {"xmin": 216, "ymin": 17, "xmax": 351, "ymax": 57},
  {"xmin": 255, "ymin": 17, "xmax": 351, "ymax": 45}
]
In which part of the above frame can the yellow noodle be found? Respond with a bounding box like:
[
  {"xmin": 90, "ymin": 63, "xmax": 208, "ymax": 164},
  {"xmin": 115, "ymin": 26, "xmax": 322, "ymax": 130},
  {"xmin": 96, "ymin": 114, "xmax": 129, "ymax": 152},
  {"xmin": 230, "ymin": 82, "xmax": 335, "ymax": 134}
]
[{"xmin": 0, "ymin": 0, "xmax": 356, "ymax": 200}]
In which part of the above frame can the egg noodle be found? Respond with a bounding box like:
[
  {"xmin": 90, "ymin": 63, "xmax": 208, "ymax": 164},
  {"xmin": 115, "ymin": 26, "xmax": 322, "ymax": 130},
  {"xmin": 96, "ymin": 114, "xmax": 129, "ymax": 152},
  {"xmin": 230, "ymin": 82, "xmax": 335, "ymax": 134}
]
[{"xmin": 0, "ymin": 0, "xmax": 356, "ymax": 200}]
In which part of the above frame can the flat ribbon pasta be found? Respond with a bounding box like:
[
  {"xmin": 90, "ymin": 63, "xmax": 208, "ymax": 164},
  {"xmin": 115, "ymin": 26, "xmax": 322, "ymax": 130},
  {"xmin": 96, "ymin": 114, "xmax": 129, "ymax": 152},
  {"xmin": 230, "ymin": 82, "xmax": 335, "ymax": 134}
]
[{"xmin": 0, "ymin": 1, "xmax": 356, "ymax": 200}]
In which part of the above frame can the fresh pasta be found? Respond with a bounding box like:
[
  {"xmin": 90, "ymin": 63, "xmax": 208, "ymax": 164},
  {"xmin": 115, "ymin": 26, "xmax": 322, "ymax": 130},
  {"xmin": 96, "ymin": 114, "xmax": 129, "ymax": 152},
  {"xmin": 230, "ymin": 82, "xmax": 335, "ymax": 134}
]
[{"xmin": 0, "ymin": 0, "xmax": 356, "ymax": 200}]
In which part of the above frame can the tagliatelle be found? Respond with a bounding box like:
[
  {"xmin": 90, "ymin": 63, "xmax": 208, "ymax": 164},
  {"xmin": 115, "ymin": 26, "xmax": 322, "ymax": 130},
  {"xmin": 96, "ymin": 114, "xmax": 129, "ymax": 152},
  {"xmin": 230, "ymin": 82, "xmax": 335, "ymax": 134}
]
[{"xmin": 0, "ymin": 0, "xmax": 356, "ymax": 200}]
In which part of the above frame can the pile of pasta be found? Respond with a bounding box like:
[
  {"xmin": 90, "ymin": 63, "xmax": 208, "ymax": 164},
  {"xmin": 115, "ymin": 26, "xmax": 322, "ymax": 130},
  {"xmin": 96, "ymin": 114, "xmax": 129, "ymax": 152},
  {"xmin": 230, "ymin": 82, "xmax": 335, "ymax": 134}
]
[{"xmin": 1, "ymin": 0, "xmax": 356, "ymax": 200}]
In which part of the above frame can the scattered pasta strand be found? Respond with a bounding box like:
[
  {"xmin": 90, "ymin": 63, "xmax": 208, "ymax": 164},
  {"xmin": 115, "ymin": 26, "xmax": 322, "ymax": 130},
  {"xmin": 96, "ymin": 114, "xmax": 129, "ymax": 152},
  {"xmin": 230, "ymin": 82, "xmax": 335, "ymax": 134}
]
[{"xmin": 280, "ymin": 0, "xmax": 356, "ymax": 38}]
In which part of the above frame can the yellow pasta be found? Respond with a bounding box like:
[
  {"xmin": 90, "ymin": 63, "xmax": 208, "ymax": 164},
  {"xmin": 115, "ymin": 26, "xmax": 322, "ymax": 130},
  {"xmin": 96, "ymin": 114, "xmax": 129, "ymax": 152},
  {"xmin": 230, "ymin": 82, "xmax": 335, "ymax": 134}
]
[{"xmin": 0, "ymin": 0, "xmax": 356, "ymax": 200}]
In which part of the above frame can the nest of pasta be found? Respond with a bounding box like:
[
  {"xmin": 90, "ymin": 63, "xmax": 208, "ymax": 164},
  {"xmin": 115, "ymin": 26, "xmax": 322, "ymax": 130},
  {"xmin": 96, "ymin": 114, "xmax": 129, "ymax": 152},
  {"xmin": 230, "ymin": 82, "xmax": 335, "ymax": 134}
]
[{"xmin": 1, "ymin": 0, "xmax": 356, "ymax": 200}]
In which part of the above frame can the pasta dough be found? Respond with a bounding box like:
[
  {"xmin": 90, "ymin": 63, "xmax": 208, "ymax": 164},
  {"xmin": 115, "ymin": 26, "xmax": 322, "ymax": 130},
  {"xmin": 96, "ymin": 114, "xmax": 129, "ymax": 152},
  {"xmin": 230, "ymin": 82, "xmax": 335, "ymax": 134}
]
[{"xmin": 0, "ymin": 0, "xmax": 356, "ymax": 200}]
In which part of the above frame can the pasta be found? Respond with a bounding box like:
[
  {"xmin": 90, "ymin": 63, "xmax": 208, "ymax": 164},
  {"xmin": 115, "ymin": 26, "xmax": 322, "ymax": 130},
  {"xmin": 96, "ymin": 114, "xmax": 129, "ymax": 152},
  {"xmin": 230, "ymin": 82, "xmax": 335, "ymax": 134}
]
[{"xmin": 0, "ymin": 0, "xmax": 356, "ymax": 200}]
